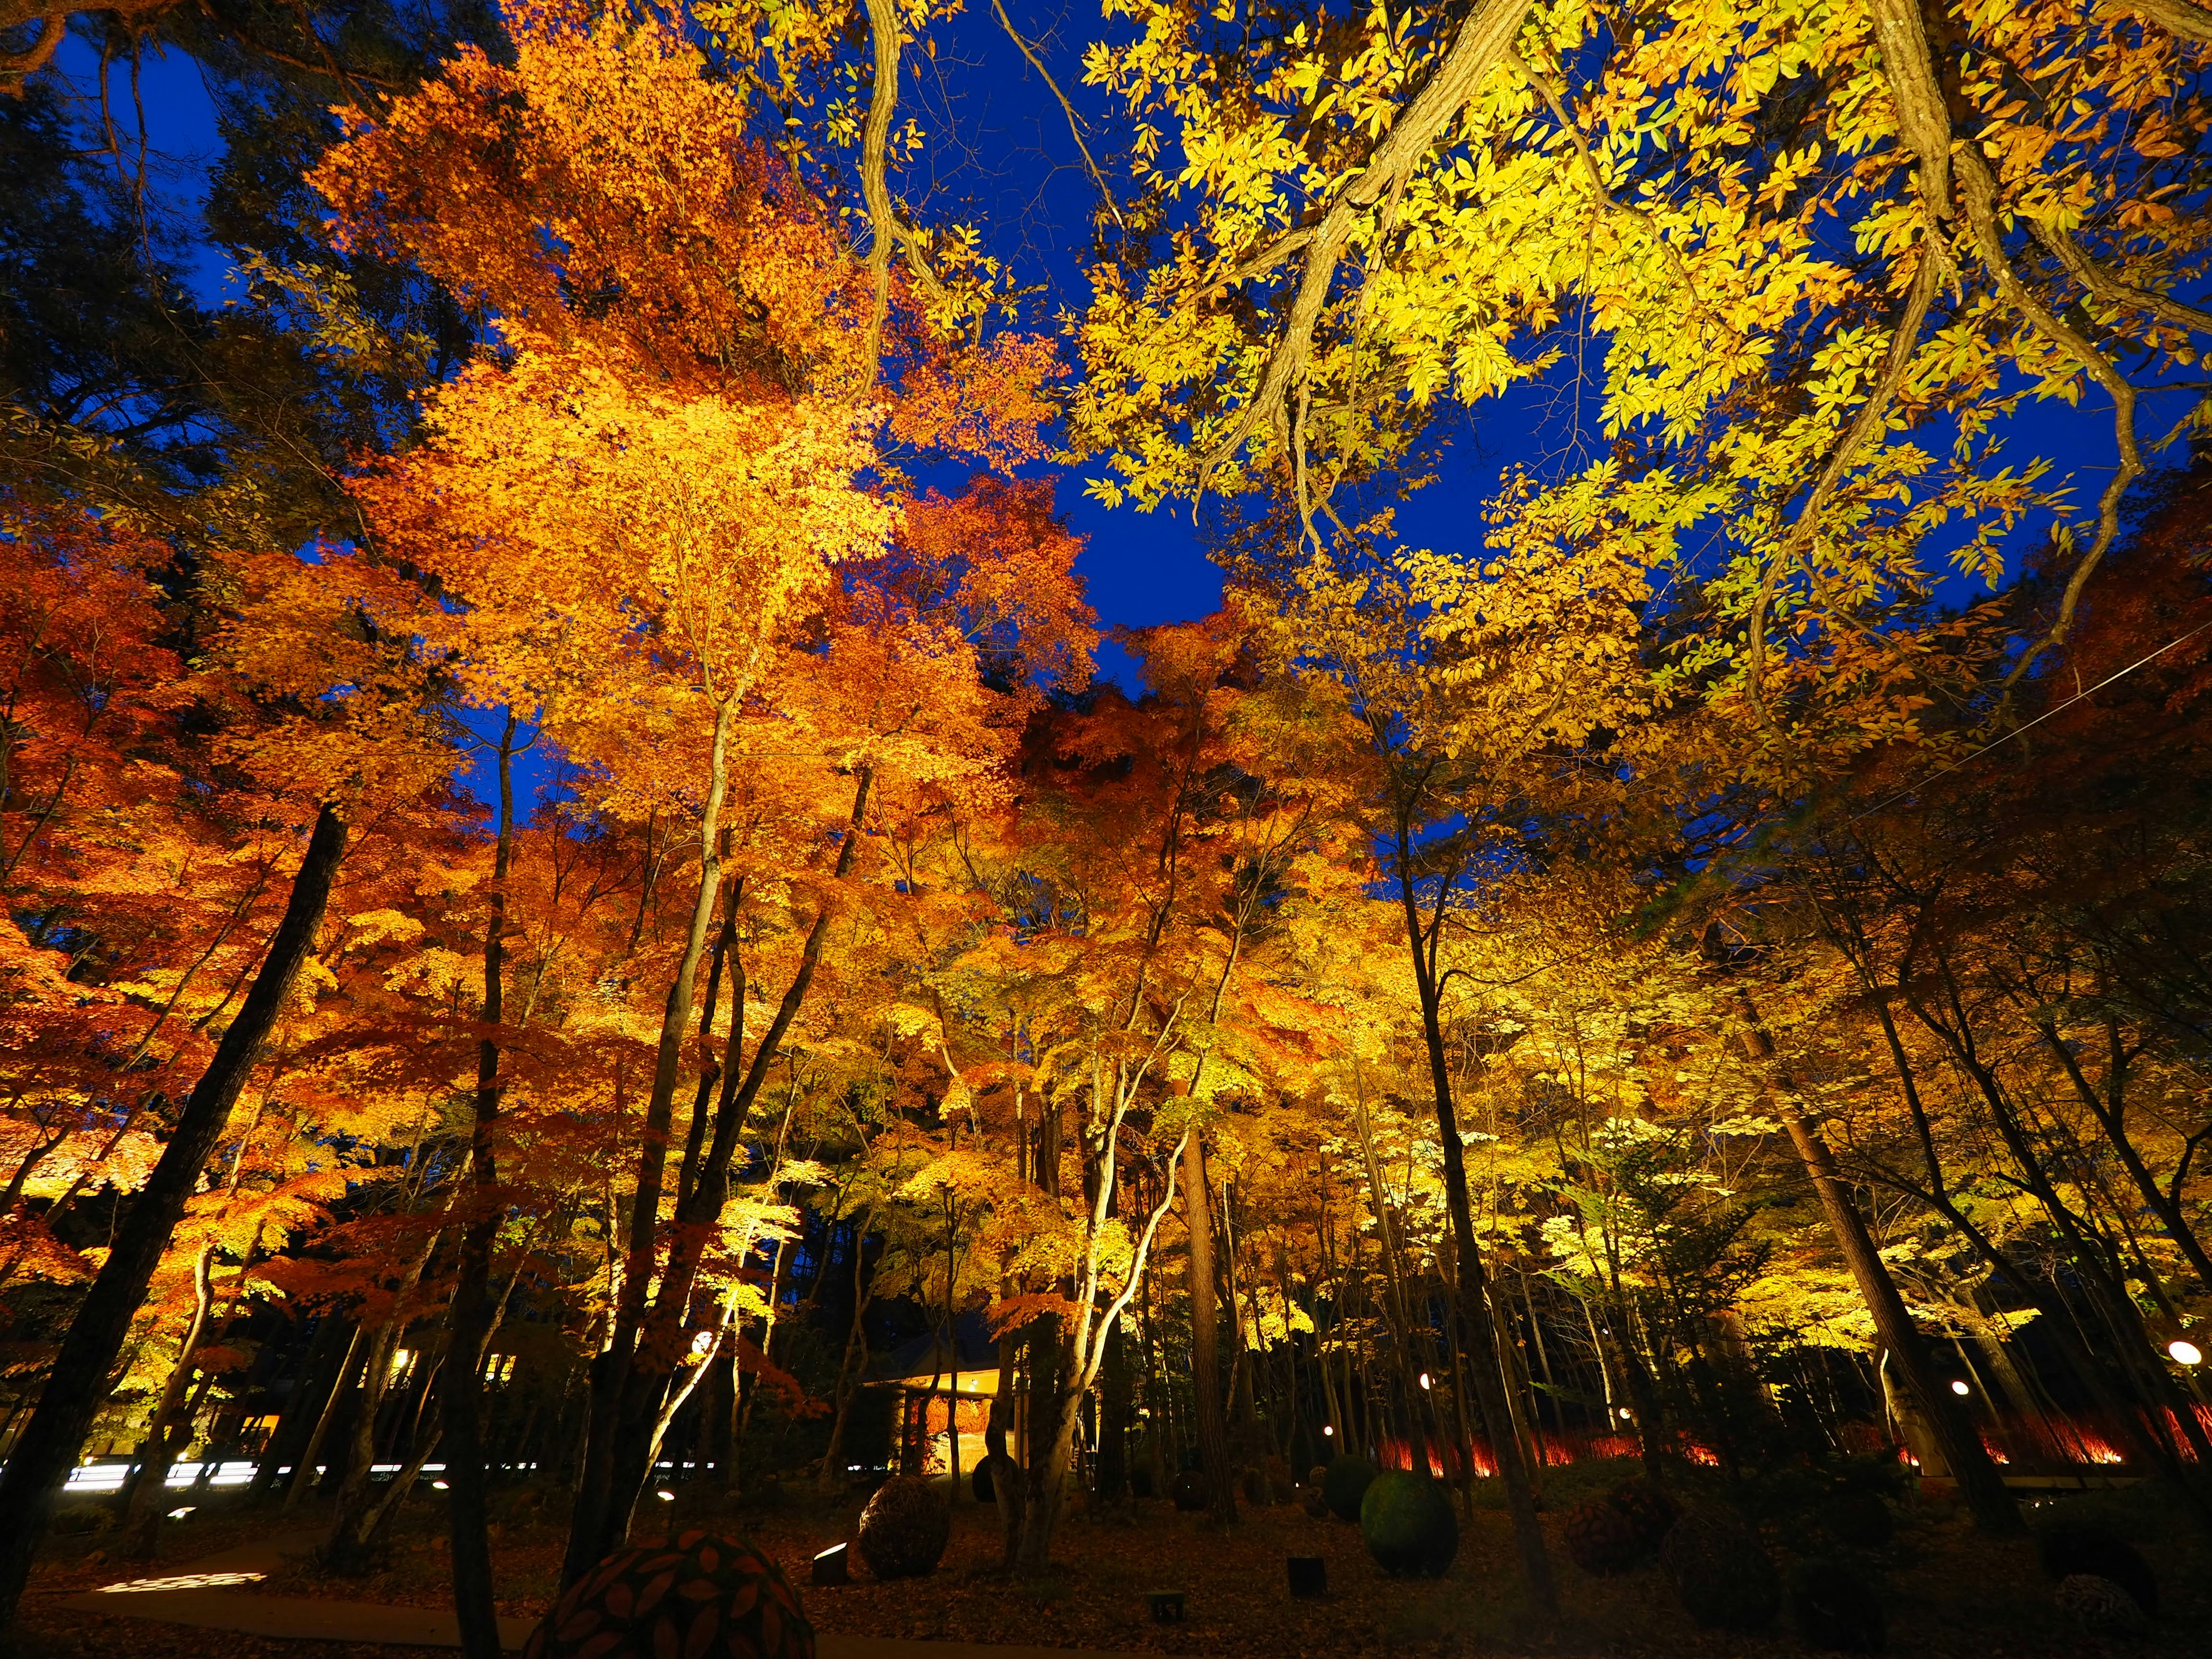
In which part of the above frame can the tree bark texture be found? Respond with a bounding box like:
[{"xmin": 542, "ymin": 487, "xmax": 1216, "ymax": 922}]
[
  {"xmin": 447, "ymin": 714, "xmax": 518, "ymax": 1659},
  {"xmin": 0, "ymin": 801, "xmax": 348, "ymax": 1630},
  {"xmin": 1180, "ymin": 1134, "xmax": 1237, "ymax": 1527}
]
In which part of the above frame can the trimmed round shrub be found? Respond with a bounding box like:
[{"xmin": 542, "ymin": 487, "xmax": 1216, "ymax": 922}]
[
  {"xmin": 1825, "ymin": 1492, "xmax": 1894, "ymax": 1550},
  {"xmin": 1358, "ymin": 1472, "xmax": 1459, "ymax": 1579},
  {"xmin": 525, "ymin": 1531, "xmax": 812, "ymax": 1659},
  {"xmin": 1321, "ymin": 1455, "xmax": 1378, "ymax": 1522},
  {"xmin": 855, "ymin": 1475, "xmax": 949, "ymax": 1580},
  {"xmin": 2035, "ymin": 1518, "xmax": 2158, "ymax": 1618},
  {"xmin": 1563, "ymin": 1499, "xmax": 1642, "ymax": 1576},
  {"xmin": 1789, "ymin": 1556, "xmax": 1885, "ymax": 1653},
  {"xmin": 1172, "ymin": 1471, "xmax": 1207, "ymax": 1512},
  {"xmin": 2055, "ymin": 1573, "xmax": 2151, "ymax": 1637},
  {"xmin": 1607, "ymin": 1478, "xmax": 1679, "ymax": 1555},
  {"xmin": 971, "ymin": 1461, "xmax": 994, "ymax": 1503},
  {"xmin": 50, "ymin": 1502, "xmax": 115, "ymax": 1536},
  {"xmin": 1660, "ymin": 1508, "xmax": 1781, "ymax": 1631}
]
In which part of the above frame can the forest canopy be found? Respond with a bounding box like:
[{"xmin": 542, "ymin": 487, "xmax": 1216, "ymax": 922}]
[{"xmin": 1, "ymin": 0, "xmax": 2209, "ymax": 1649}]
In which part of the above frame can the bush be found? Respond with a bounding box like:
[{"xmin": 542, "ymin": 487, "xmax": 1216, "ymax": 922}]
[
  {"xmin": 49, "ymin": 1502, "xmax": 114, "ymax": 1536},
  {"xmin": 2054, "ymin": 1573, "xmax": 2151, "ymax": 1637},
  {"xmin": 524, "ymin": 1531, "xmax": 812, "ymax": 1659},
  {"xmin": 2035, "ymin": 1518, "xmax": 2158, "ymax": 1618},
  {"xmin": 1788, "ymin": 1556, "xmax": 1885, "ymax": 1652},
  {"xmin": 1660, "ymin": 1508, "xmax": 1781, "ymax": 1631},
  {"xmin": 1607, "ymin": 1478, "xmax": 1679, "ymax": 1554},
  {"xmin": 1825, "ymin": 1492, "xmax": 1894, "ymax": 1550},
  {"xmin": 1321, "ymin": 1455, "xmax": 1378, "ymax": 1522},
  {"xmin": 1358, "ymin": 1472, "xmax": 1459, "ymax": 1579},
  {"xmin": 855, "ymin": 1475, "xmax": 949, "ymax": 1580},
  {"xmin": 1562, "ymin": 1499, "xmax": 1642, "ymax": 1576}
]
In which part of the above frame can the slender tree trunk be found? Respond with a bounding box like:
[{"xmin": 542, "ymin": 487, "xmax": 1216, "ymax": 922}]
[
  {"xmin": 2040, "ymin": 1021, "xmax": 2212, "ymax": 1293},
  {"xmin": 285, "ymin": 1326, "xmax": 365, "ymax": 1510},
  {"xmin": 1180, "ymin": 1134, "xmax": 1236, "ymax": 1526},
  {"xmin": 448, "ymin": 714, "xmax": 520, "ymax": 1659},
  {"xmin": 0, "ymin": 802, "xmax": 348, "ymax": 1630},
  {"xmin": 565, "ymin": 703, "xmax": 736, "ymax": 1581},
  {"xmin": 1014, "ymin": 1362, "xmax": 1085, "ymax": 1573},
  {"xmin": 816, "ymin": 1216, "xmax": 873, "ymax": 1496},
  {"xmin": 566, "ymin": 766, "xmax": 870, "ymax": 1588},
  {"xmin": 1752, "ymin": 1038, "xmax": 2020, "ymax": 1535},
  {"xmin": 1393, "ymin": 819, "xmax": 1555, "ymax": 1613},
  {"xmin": 254, "ymin": 1315, "xmax": 353, "ymax": 1503},
  {"xmin": 1097, "ymin": 1324, "xmax": 1131, "ymax": 1503},
  {"xmin": 122, "ymin": 1243, "xmax": 219, "ymax": 1555}
]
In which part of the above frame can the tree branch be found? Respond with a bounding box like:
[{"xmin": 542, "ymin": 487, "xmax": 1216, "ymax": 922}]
[{"xmin": 1194, "ymin": 0, "xmax": 1535, "ymax": 498}]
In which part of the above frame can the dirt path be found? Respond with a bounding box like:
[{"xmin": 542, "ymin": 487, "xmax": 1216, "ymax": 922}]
[{"xmin": 51, "ymin": 1536, "xmax": 1163, "ymax": 1658}]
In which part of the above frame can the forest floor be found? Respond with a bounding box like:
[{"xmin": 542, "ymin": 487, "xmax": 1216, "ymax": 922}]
[{"xmin": 13, "ymin": 1461, "xmax": 2211, "ymax": 1659}]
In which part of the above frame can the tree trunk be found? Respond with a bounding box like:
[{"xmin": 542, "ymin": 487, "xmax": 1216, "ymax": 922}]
[
  {"xmin": 815, "ymin": 1216, "xmax": 873, "ymax": 1496},
  {"xmin": 565, "ymin": 766, "xmax": 871, "ymax": 1589},
  {"xmin": 122, "ymin": 1243, "xmax": 219, "ymax": 1556},
  {"xmin": 565, "ymin": 703, "xmax": 737, "ymax": 1582},
  {"xmin": 1179, "ymin": 1134, "xmax": 1237, "ymax": 1526},
  {"xmin": 284, "ymin": 1325, "xmax": 365, "ymax": 1510},
  {"xmin": 1096, "ymin": 1324, "xmax": 1131, "ymax": 1503},
  {"xmin": 0, "ymin": 801, "xmax": 349, "ymax": 1629},
  {"xmin": 253, "ymin": 1315, "xmax": 353, "ymax": 1503},
  {"xmin": 1013, "ymin": 1342, "xmax": 1083, "ymax": 1573},
  {"xmin": 448, "ymin": 713, "xmax": 519, "ymax": 1659},
  {"xmin": 1395, "ymin": 825, "xmax": 1555, "ymax": 1613},
  {"xmin": 1772, "ymin": 1100, "xmax": 2020, "ymax": 1533}
]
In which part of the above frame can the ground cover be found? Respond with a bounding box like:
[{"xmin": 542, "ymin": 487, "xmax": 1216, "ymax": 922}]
[{"xmin": 15, "ymin": 1462, "xmax": 2210, "ymax": 1659}]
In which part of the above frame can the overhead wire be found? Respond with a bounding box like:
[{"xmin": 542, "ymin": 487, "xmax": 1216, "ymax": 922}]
[{"xmin": 1845, "ymin": 618, "xmax": 2212, "ymax": 824}]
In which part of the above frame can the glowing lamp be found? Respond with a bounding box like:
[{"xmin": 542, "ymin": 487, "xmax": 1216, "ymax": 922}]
[
  {"xmin": 656, "ymin": 1488, "xmax": 676, "ymax": 1502},
  {"xmin": 1950, "ymin": 1380, "xmax": 1971, "ymax": 1396},
  {"xmin": 1322, "ymin": 1425, "xmax": 1334, "ymax": 1437},
  {"xmin": 2171, "ymin": 1339, "xmax": 2203, "ymax": 1367},
  {"xmin": 1418, "ymin": 1372, "xmax": 1432, "ymax": 1391}
]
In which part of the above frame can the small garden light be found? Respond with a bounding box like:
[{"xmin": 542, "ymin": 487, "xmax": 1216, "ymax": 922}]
[
  {"xmin": 656, "ymin": 1488, "xmax": 676, "ymax": 1502},
  {"xmin": 1950, "ymin": 1379, "xmax": 1971, "ymax": 1395},
  {"xmin": 2171, "ymin": 1339, "xmax": 2203, "ymax": 1366},
  {"xmin": 1418, "ymin": 1372, "xmax": 1431, "ymax": 1391}
]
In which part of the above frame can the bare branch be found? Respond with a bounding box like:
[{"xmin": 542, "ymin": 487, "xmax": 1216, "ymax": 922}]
[
  {"xmin": 1525, "ymin": 63, "xmax": 1711, "ymax": 316},
  {"xmin": 1743, "ymin": 250, "xmax": 1943, "ymax": 722},
  {"xmin": 987, "ymin": 0, "xmax": 1122, "ymax": 228}
]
